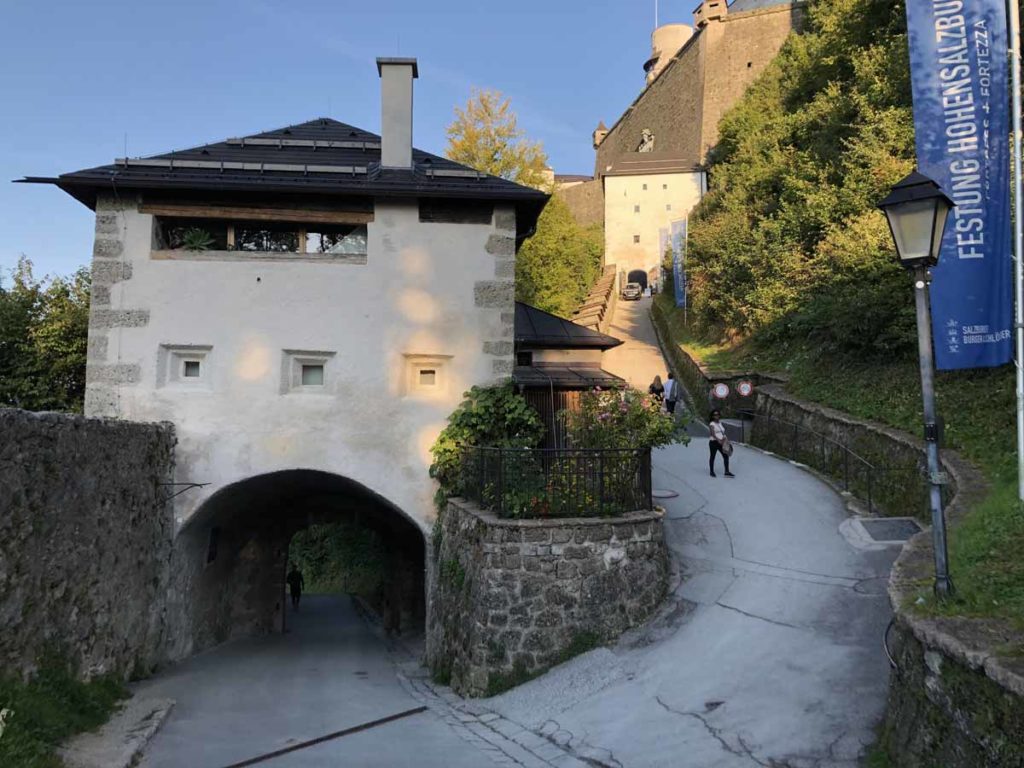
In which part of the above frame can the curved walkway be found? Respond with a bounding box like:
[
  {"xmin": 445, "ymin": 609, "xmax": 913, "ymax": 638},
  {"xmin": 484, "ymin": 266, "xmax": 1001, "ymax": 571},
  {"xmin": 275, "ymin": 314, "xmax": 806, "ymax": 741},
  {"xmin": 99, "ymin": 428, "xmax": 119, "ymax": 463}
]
[{"xmin": 486, "ymin": 298, "xmax": 898, "ymax": 766}]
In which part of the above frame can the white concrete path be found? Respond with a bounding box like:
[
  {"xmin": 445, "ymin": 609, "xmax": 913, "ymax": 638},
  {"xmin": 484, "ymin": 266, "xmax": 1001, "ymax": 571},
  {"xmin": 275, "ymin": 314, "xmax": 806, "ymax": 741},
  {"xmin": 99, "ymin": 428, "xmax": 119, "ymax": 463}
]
[{"xmin": 483, "ymin": 298, "xmax": 898, "ymax": 766}]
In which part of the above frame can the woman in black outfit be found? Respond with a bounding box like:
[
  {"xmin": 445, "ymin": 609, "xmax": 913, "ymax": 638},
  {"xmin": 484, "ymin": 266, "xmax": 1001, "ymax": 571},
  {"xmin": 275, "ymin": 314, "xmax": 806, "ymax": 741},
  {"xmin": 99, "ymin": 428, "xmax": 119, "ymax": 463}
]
[{"xmin": 709, "ymin": 410, "xmax": 735, "ymax": 478}]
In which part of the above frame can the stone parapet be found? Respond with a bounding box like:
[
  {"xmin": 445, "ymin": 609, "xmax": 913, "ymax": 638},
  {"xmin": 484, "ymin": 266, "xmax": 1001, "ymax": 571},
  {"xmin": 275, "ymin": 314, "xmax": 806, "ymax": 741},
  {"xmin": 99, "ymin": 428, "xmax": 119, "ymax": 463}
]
[{"xmin": 427, "ymin": 498, "xmax": 667, "ymax": 697}]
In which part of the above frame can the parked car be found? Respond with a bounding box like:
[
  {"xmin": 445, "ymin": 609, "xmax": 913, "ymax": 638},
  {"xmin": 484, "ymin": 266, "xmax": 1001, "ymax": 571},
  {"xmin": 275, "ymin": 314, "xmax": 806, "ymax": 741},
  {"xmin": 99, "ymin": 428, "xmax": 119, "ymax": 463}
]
[{"xmin": 621, "ymin": 282, "xmax": 643, "ymax": 301}]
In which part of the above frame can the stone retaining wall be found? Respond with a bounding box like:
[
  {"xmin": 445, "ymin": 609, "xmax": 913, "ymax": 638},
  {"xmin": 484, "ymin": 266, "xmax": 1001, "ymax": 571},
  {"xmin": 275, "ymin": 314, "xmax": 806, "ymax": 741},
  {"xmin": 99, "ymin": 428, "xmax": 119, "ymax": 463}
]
[
  {"xmin": 649, "ymin": 303, "xmax": 1024, "ymax": 765},
  {"xmin": 882, "ymin": 449, "xmax": 1024, "ymax": 766},
  {"xmin": 427, "ymin": 499, "xmax": 667, "ymax": 697},
  {"xmin": 0, "ymin": 408, "xmax": 176, "ymax": 680}
]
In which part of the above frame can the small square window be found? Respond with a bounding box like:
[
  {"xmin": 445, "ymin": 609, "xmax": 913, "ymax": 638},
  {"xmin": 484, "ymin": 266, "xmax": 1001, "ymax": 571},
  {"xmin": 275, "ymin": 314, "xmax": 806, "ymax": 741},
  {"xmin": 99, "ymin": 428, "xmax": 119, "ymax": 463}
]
[
  {"xmin": 663, "ymin": 184, "xmax": 668, "ymax": 190},
  {"xmin": 404, "ymin": 354, "xmax": 452, "ymax": 397},
  {"xmin": 633, "ymin": 235, "xmax": 641, "ymax": 244},
  {"xmin": 634, "ymin": 205, "xmax": 640, "ymax": 213},
  {"xmin": 301, "ymin": 364, "xmax": 324, "ymax": 386},
  {"xmin": 283, "ymin": 350, "xmax": 335, "ymax": 393},
  {"xmin": 642, "ymin": 184, "xmax": 648, "ymax": 190},
  {"xmin": 159, "ymin": 345, "xmax": 212, "ymax": 389},
  {"xmin": 666, "ymin": 204, "xmax": 672, "ymax": 211}
]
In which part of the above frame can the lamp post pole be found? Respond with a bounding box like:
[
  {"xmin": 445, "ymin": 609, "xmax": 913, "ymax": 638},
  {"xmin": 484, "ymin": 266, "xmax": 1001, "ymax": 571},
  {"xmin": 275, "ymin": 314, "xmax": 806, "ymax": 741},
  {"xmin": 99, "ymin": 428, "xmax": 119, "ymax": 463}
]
[
  {"xmin": 1009, "ymin": 0, "xmax": 1024, "ymax": 502},
  {"xmin": 913, "ymin": 266, "xmax": 955, "ymax": 597}
]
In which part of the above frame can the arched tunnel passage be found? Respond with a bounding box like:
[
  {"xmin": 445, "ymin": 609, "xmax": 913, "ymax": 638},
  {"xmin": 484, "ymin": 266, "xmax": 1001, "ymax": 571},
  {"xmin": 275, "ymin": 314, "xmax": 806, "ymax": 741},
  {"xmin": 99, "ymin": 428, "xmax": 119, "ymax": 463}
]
[
  {"xmin": 174, "ymin": 470, "xmax": 426, "ymax": 654},
  {"xmin": 627, "ymin": 269, "xmax": 648, "ymax": 290}
]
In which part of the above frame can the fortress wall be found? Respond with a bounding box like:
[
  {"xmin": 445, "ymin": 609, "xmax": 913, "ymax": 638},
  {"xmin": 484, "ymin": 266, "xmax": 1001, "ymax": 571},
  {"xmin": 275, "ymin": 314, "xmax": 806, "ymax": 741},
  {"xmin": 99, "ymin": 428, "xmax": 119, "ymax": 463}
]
[
  {"xmin": 593, "ymin": 3, "xmax": 804, "ymax": 175},
  {"xmin": 557, "ymin": 179, "xmax": 604, "ymax": 230},
  {"xmin": 594, "ymin": 36, "xmax": 706, "ymax": 176},
  {"xmin": 699, "ymin": 6, "xmax": 806, "ymax": 158},
  {"xmin": 0, "ymin": 408, "xmax": 176, "ymax": 680}
]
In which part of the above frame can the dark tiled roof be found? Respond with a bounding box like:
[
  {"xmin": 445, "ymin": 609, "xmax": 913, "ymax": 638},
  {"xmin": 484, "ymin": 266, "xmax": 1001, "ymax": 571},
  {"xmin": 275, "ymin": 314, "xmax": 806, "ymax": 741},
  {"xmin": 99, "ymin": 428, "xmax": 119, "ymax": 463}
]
[
  {"xmin": 513, "ymin": 365, "xmax": 625, "ymax": 389},
  {"xmin": 515, "ymin": 302, "xmax": 623, "ymax": 350},
  {"xmin": 603, "ymin": 152, "xmax": 701, "ymax": 178},
  {"xmin": 555, "ymin": 174, "xmax": 593, "ymax": 183},
  {"xmin": 18, "ymin": 118, "xmax": 547, "ymax": 226}
]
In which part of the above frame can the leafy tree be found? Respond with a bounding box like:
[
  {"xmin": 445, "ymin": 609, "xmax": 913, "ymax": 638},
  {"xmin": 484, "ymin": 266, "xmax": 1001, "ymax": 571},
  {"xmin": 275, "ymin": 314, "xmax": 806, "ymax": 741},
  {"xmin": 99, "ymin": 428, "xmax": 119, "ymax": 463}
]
[
  {"xmin": 445, "ymin": 88, "xmax": 549, "ymax": 188},
  {"xmin": 686, "ymin": 0, "xmax": 916, "ymax": 355},
  {"xmin": 515, "ymin": 196, "xmax": 603, "ymax": 317},
  {"xmin": 429, "ymin": 384, "xmax": 545, "ymax": 507},
  {"xmin": 0, "ymin": 257, "xmax": 90, "ymax": 412},
  {"xmin": 288, "ymin": 523, "xmax": 387, "ymax": 595}
]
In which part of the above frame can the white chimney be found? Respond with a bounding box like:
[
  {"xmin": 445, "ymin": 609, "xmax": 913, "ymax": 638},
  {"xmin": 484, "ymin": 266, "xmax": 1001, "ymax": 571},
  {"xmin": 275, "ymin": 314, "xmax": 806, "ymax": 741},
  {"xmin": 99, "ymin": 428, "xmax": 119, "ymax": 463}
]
[{"xmin": 376, "ymin": 57, "xmax": 418, "ymax": 169}]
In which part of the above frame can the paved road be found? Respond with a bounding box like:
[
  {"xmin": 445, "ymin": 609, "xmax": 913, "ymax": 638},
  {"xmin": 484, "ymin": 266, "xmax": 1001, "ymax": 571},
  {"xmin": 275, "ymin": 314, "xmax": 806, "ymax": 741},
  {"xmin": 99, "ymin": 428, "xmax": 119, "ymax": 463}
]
[
  {"xmin": 135, "ymin": 297, "xmax": 897, "ymax": 767},
  {"xmin": 486, "ymin": 297, "xmax": 898, "ymax": 766},
  {"xmin": 135, "ymin": 596, "xmax": 505, "ymax": 768}
]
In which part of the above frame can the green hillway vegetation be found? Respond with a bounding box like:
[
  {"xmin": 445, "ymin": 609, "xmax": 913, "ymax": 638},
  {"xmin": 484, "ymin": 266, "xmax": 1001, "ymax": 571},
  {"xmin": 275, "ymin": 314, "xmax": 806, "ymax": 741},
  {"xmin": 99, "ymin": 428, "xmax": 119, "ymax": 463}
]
[
  {"xmin": 0, "ymin": 651, "xmax": 127, "ymax": 768},
  {"xmin": 663, "ymin": 0, "xmax": 1023, "ymax": 636}
]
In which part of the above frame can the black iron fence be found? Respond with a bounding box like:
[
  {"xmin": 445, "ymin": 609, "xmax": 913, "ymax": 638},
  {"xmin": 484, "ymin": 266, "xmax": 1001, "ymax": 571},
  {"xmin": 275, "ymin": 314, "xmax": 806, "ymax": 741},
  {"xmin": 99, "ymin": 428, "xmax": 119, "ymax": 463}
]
[
  {"xmin": 459, "ymin": 446, "xmax": 653, "ymax": 519},
  {"xmin": 724, "ymin": 409, "xmax": 929, "ymax": 517}
]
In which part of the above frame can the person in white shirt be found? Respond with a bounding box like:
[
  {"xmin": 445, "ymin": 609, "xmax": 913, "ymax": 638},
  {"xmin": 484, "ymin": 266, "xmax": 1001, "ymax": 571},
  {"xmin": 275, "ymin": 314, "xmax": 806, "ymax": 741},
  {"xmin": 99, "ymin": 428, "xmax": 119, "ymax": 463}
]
[
  {"xmin": 709, "ymin": 410, "xmax": 735, "ymax": 478},
  {"xmin": 663, "ymin": 373, "xmax": 678, "ymax": 414}
]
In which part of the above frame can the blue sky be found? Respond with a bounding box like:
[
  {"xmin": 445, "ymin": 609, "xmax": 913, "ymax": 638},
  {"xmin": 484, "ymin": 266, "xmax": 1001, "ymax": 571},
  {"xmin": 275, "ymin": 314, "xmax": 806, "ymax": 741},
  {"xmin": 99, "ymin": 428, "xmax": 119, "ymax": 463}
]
[{"xmin": 0, "ymin": 0, "xmax": 695, "ymax": 278}]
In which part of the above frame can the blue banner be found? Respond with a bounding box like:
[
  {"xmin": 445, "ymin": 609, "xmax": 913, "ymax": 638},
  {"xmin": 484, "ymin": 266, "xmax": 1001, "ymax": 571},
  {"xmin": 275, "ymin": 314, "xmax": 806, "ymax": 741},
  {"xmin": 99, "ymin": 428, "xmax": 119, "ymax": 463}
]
[
  {"xmin": 671, "ymin": 219, "xmax": 687, "ymax": 309},
  {"xmin": 906, "ymin": 0, "xmax": 1012, "ymax": 369}
]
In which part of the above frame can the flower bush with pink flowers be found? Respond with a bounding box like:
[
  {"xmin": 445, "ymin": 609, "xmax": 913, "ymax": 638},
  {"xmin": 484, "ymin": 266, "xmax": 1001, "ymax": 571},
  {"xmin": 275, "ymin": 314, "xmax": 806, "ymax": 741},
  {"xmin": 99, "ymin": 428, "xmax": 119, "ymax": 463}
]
[{"xmin": 561, "ymin": 387, "xmax": 690, "ymax": 450}]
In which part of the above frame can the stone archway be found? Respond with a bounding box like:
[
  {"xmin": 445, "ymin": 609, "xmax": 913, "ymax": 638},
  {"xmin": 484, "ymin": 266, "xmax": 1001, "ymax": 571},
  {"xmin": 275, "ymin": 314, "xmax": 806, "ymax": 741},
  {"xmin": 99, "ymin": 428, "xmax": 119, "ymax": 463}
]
[
  {"xmin": 169, "ymin": 470, "xmax": 426, "ymax": 657},
  {"xmin": 627, "ymin": 269, "xmax": 648, "ymax": 290}
]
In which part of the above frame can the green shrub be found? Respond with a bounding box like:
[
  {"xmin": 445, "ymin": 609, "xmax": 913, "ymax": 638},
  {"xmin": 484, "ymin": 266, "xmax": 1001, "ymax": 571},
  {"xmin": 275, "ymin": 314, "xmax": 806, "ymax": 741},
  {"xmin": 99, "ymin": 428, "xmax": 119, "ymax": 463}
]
[
  {"xmin": 561, "ymin": 387, "xmax": 689, "ymax": 451},
  {"xmin": 429, "ymin": 383, "xmax": 546, "ymax": 507},
  {"xmin": 516, "ymin": 196, "xmax": 603, "ymax": 318},
  {"xmin": 687, "ymin": 0, "xmax": 916, "ymax": 354},
  {"xmin": 0, "ymin": 650, "xmax": 127, "ymax": 768}
]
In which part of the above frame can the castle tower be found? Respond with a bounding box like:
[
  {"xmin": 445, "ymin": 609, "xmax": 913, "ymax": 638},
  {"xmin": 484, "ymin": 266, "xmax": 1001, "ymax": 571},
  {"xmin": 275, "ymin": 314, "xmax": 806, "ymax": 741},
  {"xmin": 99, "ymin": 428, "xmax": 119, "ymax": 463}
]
[
  {"xmin": 593, "ymin": 121, "xmax": 609, "ymax": 149},
  {"xmin": 644, "ymin": 23, "xmax": 694, "ymax": 85},
  {"xmin": 693, "ymin": 0, "xmax": 728, "ymax": 28}
]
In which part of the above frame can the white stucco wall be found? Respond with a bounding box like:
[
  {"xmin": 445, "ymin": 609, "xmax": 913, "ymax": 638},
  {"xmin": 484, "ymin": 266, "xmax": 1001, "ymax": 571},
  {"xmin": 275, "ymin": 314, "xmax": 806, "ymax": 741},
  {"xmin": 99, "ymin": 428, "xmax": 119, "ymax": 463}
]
[
  {"xmin": 532, "ymin": 349, "xmax": 604, "ymax": 365},
  {"xmin": 85, "ymin": 196, "xmax": 516, "ymax": 531},
  {"xmin": 603, "ymin": 171, "xmax": 704, "ymax": 282}
]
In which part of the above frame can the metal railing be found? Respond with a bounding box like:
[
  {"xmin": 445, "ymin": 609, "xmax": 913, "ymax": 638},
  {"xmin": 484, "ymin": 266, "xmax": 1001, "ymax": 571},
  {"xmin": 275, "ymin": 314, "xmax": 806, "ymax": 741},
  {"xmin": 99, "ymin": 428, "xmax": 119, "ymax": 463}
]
[
  {"xmin": 459, "ymin": 446, "xmax": 653, "ymax": 519},
  {"xmin": 724, "ymin": 409, "xmax": 927, "ymax": 516}
]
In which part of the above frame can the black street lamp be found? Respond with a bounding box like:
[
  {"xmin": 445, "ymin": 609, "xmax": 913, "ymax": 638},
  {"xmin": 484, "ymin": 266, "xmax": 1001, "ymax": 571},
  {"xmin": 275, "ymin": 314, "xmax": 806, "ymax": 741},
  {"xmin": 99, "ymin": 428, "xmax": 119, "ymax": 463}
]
[{"xmin": 878, "ymin": 170, "xmax": 956, "ymax": 597}]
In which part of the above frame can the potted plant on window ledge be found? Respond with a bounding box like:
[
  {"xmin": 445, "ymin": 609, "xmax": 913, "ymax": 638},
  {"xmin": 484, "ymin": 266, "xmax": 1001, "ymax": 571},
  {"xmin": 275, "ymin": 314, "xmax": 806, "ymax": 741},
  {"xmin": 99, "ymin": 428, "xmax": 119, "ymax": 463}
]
[{"xmin": 181, "ymin": 227, "xmax": 215, "ymax": 252}]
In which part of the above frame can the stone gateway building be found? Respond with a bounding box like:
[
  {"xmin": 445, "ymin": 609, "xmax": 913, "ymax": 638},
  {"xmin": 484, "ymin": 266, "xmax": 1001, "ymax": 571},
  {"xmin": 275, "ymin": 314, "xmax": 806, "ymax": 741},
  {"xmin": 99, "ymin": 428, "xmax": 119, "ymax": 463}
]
[
  {"xmin": 561, "ymin": 0, "xmax": 806, "ymax": 288},
  {"xmin": 21, "ymin": 58, "xmax": 547, "ymax": 654}
]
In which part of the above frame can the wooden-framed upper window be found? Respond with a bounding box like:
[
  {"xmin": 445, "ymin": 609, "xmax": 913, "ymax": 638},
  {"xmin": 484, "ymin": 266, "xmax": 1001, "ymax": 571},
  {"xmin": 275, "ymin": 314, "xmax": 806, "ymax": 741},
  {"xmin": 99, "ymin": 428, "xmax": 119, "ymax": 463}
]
[{"xmin": 153, "ymin": 216, "xmax": 367, "ymax": 256}]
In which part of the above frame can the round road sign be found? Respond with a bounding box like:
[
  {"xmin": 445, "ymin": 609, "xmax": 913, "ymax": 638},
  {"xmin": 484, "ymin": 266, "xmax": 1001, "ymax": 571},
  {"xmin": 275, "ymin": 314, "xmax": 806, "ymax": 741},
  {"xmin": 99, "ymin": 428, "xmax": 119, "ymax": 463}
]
[
  {"xmin": 737, "ymin": 380, "xmax": 754, "ymax": 398},
  {"xmin": 712, "ymin": 382, "xmax": 730, "ymax": 400}
]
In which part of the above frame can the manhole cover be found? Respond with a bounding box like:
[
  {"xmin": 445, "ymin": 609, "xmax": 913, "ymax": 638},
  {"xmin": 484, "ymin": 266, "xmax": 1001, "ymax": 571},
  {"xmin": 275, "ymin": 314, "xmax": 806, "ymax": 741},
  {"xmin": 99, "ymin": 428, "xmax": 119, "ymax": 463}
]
[
  {"xmin": 860, "ymin": 518, "xmax": 922, "ymax": 542},
  {"xmin": 652, "ymin": 489, "xmax": 679, "ymax": 499}
]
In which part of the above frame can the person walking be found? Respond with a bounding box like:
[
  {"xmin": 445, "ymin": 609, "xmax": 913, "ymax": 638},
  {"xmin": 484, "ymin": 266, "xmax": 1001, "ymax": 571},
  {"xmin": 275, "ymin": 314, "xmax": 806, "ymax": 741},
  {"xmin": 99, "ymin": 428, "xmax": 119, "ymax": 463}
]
[
  {"xmin": 286, "ymin": 564, "xmax": 305, "ymax": 610},
  {"xmin": 709, "ymin": 410, "xmax": 735, "ymax": 478},
  {"xmin": 649, "ymin": 375, "xmax": 665, "ymax": 404},
  {"xmin": 663, "ymin": 373, "xmax": 679, "ymax": 414}
]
